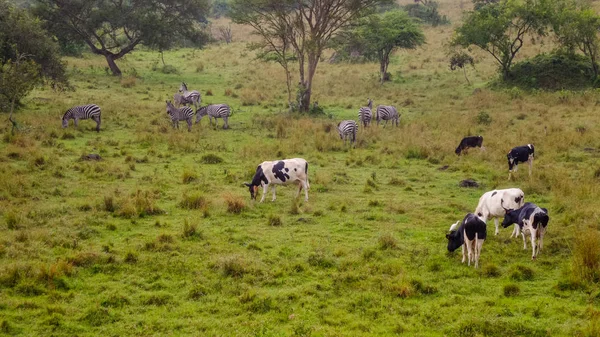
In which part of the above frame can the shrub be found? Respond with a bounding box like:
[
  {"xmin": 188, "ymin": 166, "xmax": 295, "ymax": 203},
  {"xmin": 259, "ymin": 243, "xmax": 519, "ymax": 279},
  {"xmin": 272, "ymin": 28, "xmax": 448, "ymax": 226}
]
[
  {"xmin": 267, "ymin": 215, "xmax": 282, "ymax": 227},
  {"xmin": 205, "ymin": 89, "xmax": 213, "ymax": 96},
  {"xmin": 160, "ymin": 65, "xmax": 178, "ymax": 74},
  {"xmin": 180, "ymin": 193, "xmax": 208, "ymax": 210},
  {"xmin": 307, "ymin": 251, "xmax": 336, "ymax": 268},
  {"xmin": 103, "ymin": 196, "xmax": 115, "ymax": 212},
  {"xmin": 4, "ymin": 211, "xmax": 19, "ymax": 229},
  {"xmin": 503, "ymin": 283, "xmax": 520, "ymax": 297},
  {"xmin": 378, "ymin": 233, "xmax": 398, "ymax": 250},
  {"xmin": 510, "ymin": 265, "xmax": 534, "ymax": 281},
  {"xmin": 218, "ymin": 255, "xmax": 249, "ymax": 278},
  {"xmin": 476, "ymin": 111, "xmax": 492, "ymax": 125},
  {"xmin": 224, "ymin": 88, "xmax": 233, "ymax": 96},
  {"xmin": 482, "ymin": 263, "xmax": 501, "ymax": 277},
  {"xmin": 572, "ymin": 229, "xmax": 600, "ymax": 283},
  {"xmin": 124, "ymin": 251, "xmax": 138, "ymax": 264},
  {"xmin": 403, "ymin": 1, "xmax": 449, "ymax": 26},
  {"xmin": 182, "ymin": 219, "xmax": 203, "ymax": 239},
  {"xmin": 223, "ymin": 193, "xmax": 246, "ymax": 214},
  {"xmin": 201, "ymin": 154, "xmax": 223, "ymax": 164}
]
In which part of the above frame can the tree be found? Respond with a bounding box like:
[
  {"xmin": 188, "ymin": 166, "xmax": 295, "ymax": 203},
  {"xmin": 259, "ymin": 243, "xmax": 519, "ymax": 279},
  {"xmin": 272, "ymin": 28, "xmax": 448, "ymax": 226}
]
[
  {"xmin": 553, "ymin": 3, "xmax": 600, "ymax": 78},
  {"xmin": 0, "ymin": 0, "xmax": 67, "ymax": 112},
  {"xmin": 453, "ymin": 0, "xmax": 552, "ymax": 80},
  {"xmin": 231, "ymin": 0, "xmax": 392, "ymax": 112},
  {"xmin": 336, "ymin": 10, "xmax": 425, "ymax": 84},
  {"xmin": 33, "ymin": 0, "xmax": 210, "ymax": 76},
  {"xmin": 449, "ymin": 51, "xmax": 475, "ymax": 85}
]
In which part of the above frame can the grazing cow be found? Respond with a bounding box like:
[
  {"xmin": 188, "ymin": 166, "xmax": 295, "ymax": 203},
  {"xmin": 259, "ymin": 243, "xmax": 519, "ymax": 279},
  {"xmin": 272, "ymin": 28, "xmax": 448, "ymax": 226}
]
[
  {"xmin": 446, "ymin": 213, "xmax": 487, "ymax": 268},
  {"xmin": 507, "ymin": 144, "xmax": 534, "ymax": 180},
  {"xmin": 244, "ymin": 158, "xmax": 310, "ymax": 203},
  {"xmin": 501, "ymin": 202, "xmax": 549, "ymax": 260},
  {"xmin": 475, "ymin": 188, "xmax": 525, "ymax": 236},
  {"xmin": 455, "ymin": 136, "xmax": 484, "ymax": 155}
]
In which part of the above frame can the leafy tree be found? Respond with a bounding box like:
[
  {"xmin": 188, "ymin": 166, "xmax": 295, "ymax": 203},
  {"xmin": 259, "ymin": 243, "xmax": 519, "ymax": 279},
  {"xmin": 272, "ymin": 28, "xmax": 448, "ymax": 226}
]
[
  {"xmin": 552, "ymin": 2, "xmax": 600, "ymax": 78},
  {"xmin": 453, "ymin": 0, "xmax": 553, "ymax": 80},
  {"xmin": 33, "ymin": 0, "xmax": 210, "ymax": 76},
  {"xmin": 449, "ymin": 51, "xmax": 475, "ymax": 85},
  {"xmin": 231, "ymin": 0, "xmax": 392, "ymax": 112},
  {"xmin": 0, "ymin": 0, "xmax": 67, "ymax": 113},
  {"xmin": 404, "ymin": 0, "xmax": 449, "ymax": 26},
  {"xmin": 473, "ymin": 0, "xmax": 499, "ymax": 11},
  {"xmin": 336, "ymin": 10, "xmax": 425, "ymax": 84}
]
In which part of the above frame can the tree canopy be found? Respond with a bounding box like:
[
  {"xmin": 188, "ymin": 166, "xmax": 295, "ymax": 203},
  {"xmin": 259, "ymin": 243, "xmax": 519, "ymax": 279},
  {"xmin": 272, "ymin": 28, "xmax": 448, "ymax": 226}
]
[
  {"xmin": 231, "ymin": 0, "xmax": 392, "ymax": 112},
  {"xmin": 335, "ymin": 10, "xmax": 425, "ymax": 83},
  {"xmin": 33, "ymin": 0, "xmax": 211, "ymax": 76},
  {"xmin": 0, "ymin": 0, "xmax": 67, "ymax": 112},
  {"xmin": 453, "ymin": 0, "xmax": 553, "ymax": 79}
]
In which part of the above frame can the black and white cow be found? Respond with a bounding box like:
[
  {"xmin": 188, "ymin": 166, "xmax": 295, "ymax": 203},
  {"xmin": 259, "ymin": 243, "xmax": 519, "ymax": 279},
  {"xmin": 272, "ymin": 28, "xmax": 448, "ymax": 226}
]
[
  {"xmin": 244, "ymin": 158, "xmax": 310, "ymax": 203},
  {"xmin": 475, "ymin": 188, "xmax": 525, "ymax": 236},
  {"xmin": 501, "ymin": 202, "xmax": 549, "ymax": 260},
  {"xmin": 455, "ymin": 136, "xmax": 484, "ymax": 155},
  {"xmin": 446, "ymin": 213, "xmax": 487, "ymax": 268},
  {"xmin": 507, "ymin": 144, "xmax": 534, "ymax": 180}
]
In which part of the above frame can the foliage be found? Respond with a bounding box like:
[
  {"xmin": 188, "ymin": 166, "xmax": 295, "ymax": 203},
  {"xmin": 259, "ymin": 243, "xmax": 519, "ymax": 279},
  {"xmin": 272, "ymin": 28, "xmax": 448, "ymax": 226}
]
[
  {"xmin": 333, "ymin": 10, "xmax": 425, "ymax": 83},
  {"xmin": 33, "ymin": 0, "xmax": 210, "ymax": 76},
  {"xmin": 0, "ymin": 0, "xmax": 67, "ymax": 110},
  {"xmin": 231, "ymin": 0, "xmax": 393, "ymax": 111},
  {"xmin": 453, "ymin": 0, "xmax": 554, "ymax": 79},
  {"xmin": 473, "ymin": 0, "xmax": 499, "ymax": 11},
  {"xmin": 552, "ymin": 2, "xmax": 600, "ymax": 78},
  {"xmin": 502, "ymin": 52, "xmax": 594, "ymax": 90},
  {"xmin": 403, "ymin": 0, "xmax": 449, "ymax": 26},
  {"xmin": 449, "ymin": 50, "xmax": 475, "ymax": 84},
  {"xmin": 211, "ymin": 0, "xmax": 231, "ymax": 18}
]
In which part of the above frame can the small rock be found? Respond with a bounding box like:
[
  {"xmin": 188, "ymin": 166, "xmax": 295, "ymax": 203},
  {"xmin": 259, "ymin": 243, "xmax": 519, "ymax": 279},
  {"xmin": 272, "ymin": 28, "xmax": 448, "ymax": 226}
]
[
  {"xmin": 459, "ymin": 179, "xmax": 479, "ymax": 188},
  {"xmin": 80, "ymin": 154, "xmax": 102, "ymax": 161}
]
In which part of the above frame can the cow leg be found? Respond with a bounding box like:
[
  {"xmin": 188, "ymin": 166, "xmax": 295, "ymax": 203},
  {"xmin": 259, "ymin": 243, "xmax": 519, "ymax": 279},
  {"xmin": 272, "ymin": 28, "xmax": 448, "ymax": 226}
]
[
  {"xmin": 461, "ymin": 244, "xmax": 466, "ymax": 264},
  {"xmin": 271, "ymin": 185, "xmax": 277, "ymax": 202},
  {"xmin": 302, "ymin": 180, "xmax": 309, "ymax": 202},
  {"xmin": 530, "ymin": 228, "xmax": 537, "ymax": 259},
  {"xmin": 475, "ymin": 237, "xmax": 484, "ymax": 269},
  {"xmin": 494, "ymin": 218, "xmax": 499, "ymax": 236},
  {"xmin": 528, "ymin": 157, "xmax": 533, "ymax": 176},
  {"xmin": 464, "ymin": 232, "xmax": 473, "ymax": 267},
  {"xmin": 260, "ymin": 184, "xmax": 268, "ymax": 203}
]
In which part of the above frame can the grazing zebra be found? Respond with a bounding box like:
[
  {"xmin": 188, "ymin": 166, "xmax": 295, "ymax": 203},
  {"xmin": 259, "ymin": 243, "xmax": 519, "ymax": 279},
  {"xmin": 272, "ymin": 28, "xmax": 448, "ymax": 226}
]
[
  {"xmin": 196, "ymin": 104, "xmax": 231, "ymax": 129},
  {"xmin": 62, "ymin": 104, "xmax": 102, "ymax": 132},
  {"xmin": 358, "ymin": 98, "xmax": 373, "ymax": 128},
  {"xmin": 375, "ymin": 105, "xmax": 400, "ymax": 127},
  {"xmin": 178, "ymin": 82, "xmax": 201, "ymax": 111},
  {"xmin": 165, "ymin": 101, "xmax": 194, "ymax": 132},
  {"xmin": 337, "ymin": 120, "xmax": 358, "ymax": 146}
]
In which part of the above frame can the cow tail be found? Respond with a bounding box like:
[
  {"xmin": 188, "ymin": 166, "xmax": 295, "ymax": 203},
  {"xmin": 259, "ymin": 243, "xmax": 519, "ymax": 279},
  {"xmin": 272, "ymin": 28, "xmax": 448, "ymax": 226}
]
[{"xmin": 305, "ymin": 162, "xmax": 310, "ymax": 189}]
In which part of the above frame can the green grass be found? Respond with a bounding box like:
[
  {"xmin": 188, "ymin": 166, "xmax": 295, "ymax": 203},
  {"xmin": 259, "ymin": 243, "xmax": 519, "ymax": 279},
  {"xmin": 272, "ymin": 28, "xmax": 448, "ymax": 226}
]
[{"xmin": 2, "ymin": 10, "xmax": 600, "ymax": 335}]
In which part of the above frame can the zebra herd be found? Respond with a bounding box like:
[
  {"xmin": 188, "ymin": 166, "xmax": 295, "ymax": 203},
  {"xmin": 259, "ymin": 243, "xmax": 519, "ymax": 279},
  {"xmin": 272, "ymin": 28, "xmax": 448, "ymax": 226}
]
[
  {"xmin": 337, "ymin": 98, "xmax": 401, "ymax": 146},
  {"xmin": 62, "ymin": 82, "xmax": 232, "ymax": 132}
]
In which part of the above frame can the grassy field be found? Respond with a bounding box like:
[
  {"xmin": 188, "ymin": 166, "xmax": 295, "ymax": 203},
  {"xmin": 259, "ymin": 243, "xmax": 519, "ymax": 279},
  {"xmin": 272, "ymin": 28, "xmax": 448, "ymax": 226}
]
[{"xmin": 2, "ymin": 1, "xmax": 600, "ymax": 336}]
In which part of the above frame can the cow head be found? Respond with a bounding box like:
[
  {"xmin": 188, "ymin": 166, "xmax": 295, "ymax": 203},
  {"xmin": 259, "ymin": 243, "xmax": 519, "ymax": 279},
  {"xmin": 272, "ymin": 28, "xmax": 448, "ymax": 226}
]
[
  {"xmin": 501, "ymin": 209, "xmax": 519, "ymax": 228},
  {"xmin": 244, "ymin": 183, "xmax": 258, "ymax": 200},
  {"xmin": 507, "ymin": 154, "xmax": 515, "ymax": 171},
  {"xmin": 455, "ymin": 146, "xmax": 462, "ymax": 155},
  {"xmin": 446, "ymin": 221, "xmax": 462, "ymax": 252}
]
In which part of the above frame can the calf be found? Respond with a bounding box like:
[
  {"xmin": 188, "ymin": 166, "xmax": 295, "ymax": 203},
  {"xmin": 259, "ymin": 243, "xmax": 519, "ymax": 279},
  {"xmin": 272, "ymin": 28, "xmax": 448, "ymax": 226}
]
[
  {"xmin": 501, "ymin": 202, "xmax": 549, "ymax": 260},
  {"xmin": 475, "ymin": 188, "xmax": 524, "ymax": 235},
  {"xmin": 507, "ymin": 144, "xmax": 534, "ymax": 180},
  {"xmin": 455, "ymin": 136, "xmax": 484, "ymax": 155},
  {"xmin": 244, "ymin": 158, "xmax": 310, "ymax": 203},
  {"xmin": 446, "ymin": 213, "xmax": 487, "ymax": 268}
]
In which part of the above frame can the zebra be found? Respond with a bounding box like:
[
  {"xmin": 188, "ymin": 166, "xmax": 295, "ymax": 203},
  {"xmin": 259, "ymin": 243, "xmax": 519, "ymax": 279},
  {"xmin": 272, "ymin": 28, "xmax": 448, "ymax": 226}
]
[
  {"xmin": 165, "ymin": 101, "xmax": 194, "ymax": 132},
  {"xmin": 337, "ymin": 120, "xmax": 358, "ymax": 146},
  {"xmin": 196, "ymin": 104, "xmax": 231, "ymax": 129},
  {"xmin": 178, "ymin": 82, "xmax": 201, "ymax": 111},
  {"xmin": 375, "ymin": 105, "xmax": 400, "ymax": 127},
  {"xmin": 358, "ymin": 98, "xmax": 373, "ymax": 128},
  {"xmin": 62, "ymin": 104, "xmax": 102, "ymax": 132}
]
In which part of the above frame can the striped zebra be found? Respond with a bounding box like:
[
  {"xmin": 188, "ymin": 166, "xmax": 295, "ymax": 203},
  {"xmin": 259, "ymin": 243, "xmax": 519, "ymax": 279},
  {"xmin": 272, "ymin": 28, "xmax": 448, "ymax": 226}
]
[
  {"xmin": 165, "ymin": 101, "xmax": 194, "ymax": 131},
  {"xmin": 358, "ymin": 98, "xmax": 373, "ymax": 128},
  {"xmin": 337, "ymin": 120, "xmax": 358, "ymax": 146},
  {"xmin": 375, "ymin": 105, "xmax": 400, "ymax": 127},
  {"xmin": 179, "ymin": 82, "xmax": 201, "ymax": 111},
  {"xmin": 196, "ymin": 104, "xmax": 231, "ymax": 129},
  {"xmin": 62, "ymin": 104, "xmax": 102, "ymax": 132}
]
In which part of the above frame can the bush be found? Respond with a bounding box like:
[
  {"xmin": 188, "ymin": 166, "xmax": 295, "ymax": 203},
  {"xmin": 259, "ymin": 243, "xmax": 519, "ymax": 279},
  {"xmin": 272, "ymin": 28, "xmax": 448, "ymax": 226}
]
[
  {"xmin": 503, "ymin": 283, "xmax": 520, "ymax": 297},
  {"xmin": 182, "ymin": 220, "xmax": 203, "ymax": 239},
  {"xmin": 182, "ymin": 170, "xmax": 198, "ymax": 184},
  {"xmin": 476, "ymin": 111, "xmax": 492, "ymax": 125},
  {"xmin": 505, "ymin": 52, "xmax": 594, "ymax": 90},
  {"xmin": 218, "ymin": 255, "xmax": 249, "ymax": 278},
  {"xmin": 378, "ymin": 233, "xmax": 398, "ymax": 250},
  {"xmin": 572, "ymin": 229, "xmax": 600, "ymax": 283},
  {"xmin": 179, "ymin": 193, "xmax": 208, "ymax": 210},
  {"xmin": 160, "ymin": 65, "xmax": 179, "ymax": 74},
  {"xmin": 404, "ymin": 1, "xmax": 449, "ymax": 26},
  {"xmin": 510, "ymin": 265, "xmax": 534, "ymax": 281},
  {"xmin": 201, "ymin": 154, "xmax": 223, "ymax": 164},
  {"xmin": 223, "ymin": 193, "xmax": 245, "ymax": 214},
  {"xmin": 267, "ymin": 215, "xmax": 282, "ymax": 227}
]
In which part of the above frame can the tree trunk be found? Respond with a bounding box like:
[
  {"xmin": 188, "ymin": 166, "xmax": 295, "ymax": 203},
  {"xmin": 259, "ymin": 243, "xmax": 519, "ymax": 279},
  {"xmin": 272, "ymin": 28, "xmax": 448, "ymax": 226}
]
[
  {"xmin": 463, "ymin": 67, "xmax": 471, "ymax": 85},
  {"xmin": 302, "ymin": 55, "xmax": 319, "ymax": 113},
  {"xmin": 380, "ymin": 59, "xmax": 389, "ymax": 84},
  {"xmin": 105, "ymin": 54, "xmax": 122, "ymax": 76}
]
